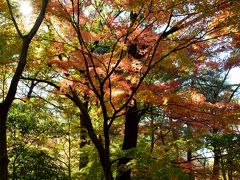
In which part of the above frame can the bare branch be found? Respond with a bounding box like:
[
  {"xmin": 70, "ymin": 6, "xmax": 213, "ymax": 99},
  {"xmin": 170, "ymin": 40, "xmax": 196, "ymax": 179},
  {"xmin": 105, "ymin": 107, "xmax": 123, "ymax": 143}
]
[{"xmin": 6, "ymin": 0, "xmax": 23, "ymax": 37}]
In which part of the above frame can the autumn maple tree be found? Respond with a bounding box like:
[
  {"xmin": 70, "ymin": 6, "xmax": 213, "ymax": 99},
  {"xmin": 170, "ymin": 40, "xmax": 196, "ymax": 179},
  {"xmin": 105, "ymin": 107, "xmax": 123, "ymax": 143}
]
[
  {"xmin": 1, "ymin": 0, "xmax": 240, "ymax": 179},
  {"xmin": 25, "ymin": 0, "xmax": 238, "ymax": 179}
]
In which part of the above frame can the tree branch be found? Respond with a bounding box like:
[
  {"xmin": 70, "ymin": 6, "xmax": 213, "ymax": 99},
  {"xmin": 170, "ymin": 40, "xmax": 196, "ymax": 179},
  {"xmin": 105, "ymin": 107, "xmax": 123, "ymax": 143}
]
[{"xmin": 6, "ymin": 0, "xmax": 23, "ymax": 38}]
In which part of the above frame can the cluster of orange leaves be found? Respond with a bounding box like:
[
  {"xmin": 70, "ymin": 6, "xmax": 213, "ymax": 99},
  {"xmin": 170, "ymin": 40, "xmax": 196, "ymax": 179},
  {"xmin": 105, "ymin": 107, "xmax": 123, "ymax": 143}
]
[{"xmin": 164, "ymin": 90, "xmax": 240, "ymax": 131}]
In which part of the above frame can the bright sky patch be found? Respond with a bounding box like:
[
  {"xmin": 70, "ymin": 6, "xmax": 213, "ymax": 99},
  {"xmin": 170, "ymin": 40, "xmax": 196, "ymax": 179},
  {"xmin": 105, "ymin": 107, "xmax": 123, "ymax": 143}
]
[{"xmin": 20, "ymin": 1, "xmax": 32, "ymax": 17}]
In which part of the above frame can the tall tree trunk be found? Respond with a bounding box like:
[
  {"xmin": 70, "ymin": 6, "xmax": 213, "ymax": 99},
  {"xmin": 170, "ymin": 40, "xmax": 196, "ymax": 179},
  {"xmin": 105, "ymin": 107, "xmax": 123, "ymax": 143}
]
[
  {"xmin": 70, "ymin": 91, "xmax": 109, "ymax": 178},
  {"xmin": 79, "ymin": 99, "xmax": 89, "ymax": 169},
  {"xmin": 80, "ymin": 109, "xmax": 106, "ymax": 176},
  {"xmin": 0, "ymin": 1, "xmax": 48, "ymax": 178},
  {"xmin": 104, "ymin": 128, "xmax": 113, "ymax": 180},
  {"xmin": 186, "ymin": 124, "xmax": 194, "ymax": 180},
  {"xmin": 228, "ymin": 170, "xmax": 233, "ymax": 180},
  {"xmin": 67, "ymin": 116, "xmax": 72, "ymax": 179},
  {"xmin": 0, "ymin": 39, "xmax": 29, "ymax": 180},
  {"xmin": 187, "ymin": 149, "xmax": 194, "ymax": 180},
  {"xmin": 0, "ymin": 107, "xmax": 8, "ymax": 180},
  {"xmin": 212, "ymin": 128, "xmax": 220, "ymax": 180},
  {"xmin": 212, "ymin": 146, "xmax": 220, "ymax": 180},
  {"xmin": 79, "ymin": 114, "xmax": 89, "ymax": 169},
  {"xmin": 227, "ymin": 148, "xmax": 233, "ymax": 180},
  {"xmin": 117, "ymin": 101, "xmax": 143, "ymax": 180}
]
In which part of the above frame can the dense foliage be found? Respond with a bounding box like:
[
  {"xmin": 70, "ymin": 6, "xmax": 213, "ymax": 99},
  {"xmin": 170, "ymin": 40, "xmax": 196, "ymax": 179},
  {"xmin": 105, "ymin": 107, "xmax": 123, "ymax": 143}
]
[{"xmin": 0, "ymin": 0, "xmax": 240, "ymax": 179}]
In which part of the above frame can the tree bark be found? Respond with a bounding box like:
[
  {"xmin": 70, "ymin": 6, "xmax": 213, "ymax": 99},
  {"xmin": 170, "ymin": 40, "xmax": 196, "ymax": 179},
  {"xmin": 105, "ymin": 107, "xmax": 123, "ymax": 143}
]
[
  {"xmin": 212, "ymin": 146, "xmax": 220, "ymax": 180},
  {"xmin": 0, "ymin": 1, "xmax": 48, "ymax": 179},
  {"xmin": 79, "ymin": 113, "xmax": 89, "ymax": 169},
  {"xmin": 79, "ymin": 99, "xmax": 89, "ymax": 169},
  {"xmin": 117, "ymin": 101, "xmax": 143, "ymax": 180},
  {"xmin": 228, "ymin": 170, "xmax": 233, "ymax": 180},
  {"xmin": 104, "ymin": 127, "xmax": 112, "ymax": 180},
  {"xmin": 0, "ymin": 105, "xmax": 8, "ymax": 180},
  {"xmin": 212, "ymin": 128, "xmax": 220, "ymax": 180},
  {"xmin": 70, "ymin": 90, "xmax": 110, "ymax": 178},
  {"xmin": 0, "ymin": 39, "xmax": 29, "ymax": 180},
  {"xmin": 187, "ymin": 149, "xmax": 194, "ymax": 180},
  {"xmin": 186, "ymin": 124, "xmax": 194, "ymax": 180}
]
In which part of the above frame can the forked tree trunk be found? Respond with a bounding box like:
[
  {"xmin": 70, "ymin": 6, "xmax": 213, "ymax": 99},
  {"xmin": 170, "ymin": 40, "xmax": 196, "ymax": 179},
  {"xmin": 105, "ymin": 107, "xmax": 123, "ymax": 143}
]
[
  {"xmin": 0, "ymin": 40, "xmax": 29, "ymax": 180},
  {"xmin": 117, "ymin": 101, "xmax": 143, "ymax": 180},
  {"xmin": 71, "ymin": 91, "xmax": 112, "ymax": 179},
  {"xmin": 0, "ymin": 1, "xmax": 48, "ymax": 179}
]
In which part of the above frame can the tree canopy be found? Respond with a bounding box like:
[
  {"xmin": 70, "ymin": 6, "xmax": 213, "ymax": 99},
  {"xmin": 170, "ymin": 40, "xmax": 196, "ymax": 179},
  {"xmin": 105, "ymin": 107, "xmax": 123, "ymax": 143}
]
[{"xmin": 0, "ymin": 0, "xmax": 240, "ymax": 179}]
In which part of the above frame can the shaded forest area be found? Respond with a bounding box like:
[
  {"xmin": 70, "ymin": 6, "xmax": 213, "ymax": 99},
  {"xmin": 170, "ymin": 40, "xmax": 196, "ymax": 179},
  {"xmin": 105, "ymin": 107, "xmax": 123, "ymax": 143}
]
[{"xmin": 1, "ymin": 0, "xmax": 240, "ymax": 179}]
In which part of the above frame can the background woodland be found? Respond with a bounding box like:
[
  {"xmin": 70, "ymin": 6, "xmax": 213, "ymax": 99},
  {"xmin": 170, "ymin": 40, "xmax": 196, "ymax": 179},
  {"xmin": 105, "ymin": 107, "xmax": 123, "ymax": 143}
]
[{"xmin": 1, "ymin": 0, "xmax": 240, "ymax": 179}]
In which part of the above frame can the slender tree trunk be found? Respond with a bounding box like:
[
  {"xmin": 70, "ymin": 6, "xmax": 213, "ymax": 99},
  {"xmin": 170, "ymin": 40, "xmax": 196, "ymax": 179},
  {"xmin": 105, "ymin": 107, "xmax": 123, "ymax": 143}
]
[
  {"xmin": 0, "ymin": 1, "xmax": 48, "ymax": 178},
  {"xmin": 212, "ymin": 146, "xmax": 220, "ymax": 180},
  {"xmin": 227, "ymin": 148, "xmax": 233, "ymax": 180},
  {"xmin": 150, "ymin": 117, "xmax": 155, "ymax": 153},
  {"xmin": 104, "ymin": 128, "xmax": 113, "ymax": 180},
  {"xmin": 0, "ymin": 40, "xmax": 29, "ymax": 180},
  {"xmin": 71, "ymin": 92, "xmax": 108, "ymax": 179},
  {"xmin": 187, "ymin": 149, "xmax": 194, "ymax": 180},
  {"xmin": 79, "ymin": 99, "xmax": 89, "ymax": 169},
  {"xmin": 0, "ymin": 107, "xmax": 8, "ymax": 180},
  {"xmin": 67, "ymin": 116, "xmax": 72, "ymax": 180},
  {"xmin": 222, "ymin": 171, "xmax": 227, "ymax": 180},
  {"xmin": 81, "ymin": 111, "xmax": 106, "ymax": 176},
  {"xmin": 79, "ymin": 113, "xmax": 89, "ymax": 169},
  {"xmin": 117, "ymin": 101, "xmax": 143, "ymax": 180},
  {"xmin": 186, "ymin": 124, "xmax": 194, "ymax": 180},
  {"xmin": 211, "ymin": 128, "xmax": 220, "ymax": 180},
  {"xmin": 228, "ymin": 170, "xmax": 233, "ymax": 180}
]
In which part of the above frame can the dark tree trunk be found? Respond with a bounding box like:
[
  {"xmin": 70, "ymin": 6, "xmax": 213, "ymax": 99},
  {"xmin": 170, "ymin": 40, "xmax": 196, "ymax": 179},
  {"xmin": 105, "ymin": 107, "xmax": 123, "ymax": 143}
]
[
  {"xmin": 212, "ymin": 128, "xmax": 220, "ymax": 180},
  {"xmin": 212, "ymin": 146, "xmax": 220, "ymax": 180},
  {"xmin": 0, "ymin": 39, "xmax": 29, "ymax": 180},
  {"xmin": 227, "ymin": 148, "xmax": 233, "ymax": 180},
  {"xmin": 79, "ymin": 99, "xmax": 89, "ymax": 169},
  {"xmin": 186, "ymin": 124, "xmax": 194, "ymax": 180},
  {"xmin": 70, "ymin": 91, "xmax": 110, "ymax": 178},
  {"xmin": 104, "ymin": 128, "xmax": 113, "ymax": 180},
  {"xmin": 0, "ymin": 106, "xmax": 8, "ymax": 180},
  {"xmin": 0, "ymin": 1, "xmax": 48, "ymax": 179},
  {"xmin": 187, "ymin": 149, "xmax": 194, "ymax": 180},
  {"xmin": 80, "ymin": 109, "xmax": 106, "ymax": 174},
  {"xmin": 117, "ymin": 101, "xmax": 143, "ymax": 180},
  {"xmin": 79, "ymin": 113, "xmax": 89, "ymax": 169},
  {"xmin": 228, "ymin": 170, "xmax": 233, "ymax": 180}
]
